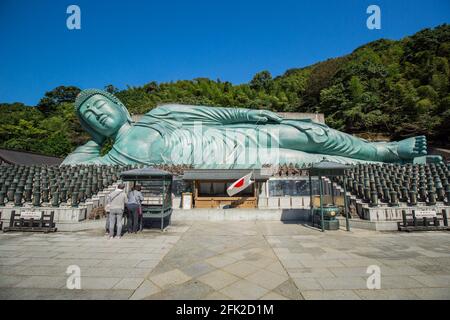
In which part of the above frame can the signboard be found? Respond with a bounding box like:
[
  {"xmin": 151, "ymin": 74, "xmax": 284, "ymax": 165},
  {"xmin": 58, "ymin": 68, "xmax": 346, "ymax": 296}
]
[
  {"xmin": 20, "ymin": 211, "xmax": 42, "ymax": 219},
  {"xmin": 182, "ymin": 193, "xmax": 192, "ymax": 210},
  {"xmin": 414, "ymin": 210, "xmax": 436, "ymax": 218}
]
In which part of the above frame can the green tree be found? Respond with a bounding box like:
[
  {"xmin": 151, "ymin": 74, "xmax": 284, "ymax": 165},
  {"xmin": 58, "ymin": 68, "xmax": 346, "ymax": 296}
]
[
  {"xmin": 37, "ymin": 86, "xmax": 81, "ymax": 115},
  {"xmin": 250, "ymin": 71, "xmax": 273, "ymax": 91}
]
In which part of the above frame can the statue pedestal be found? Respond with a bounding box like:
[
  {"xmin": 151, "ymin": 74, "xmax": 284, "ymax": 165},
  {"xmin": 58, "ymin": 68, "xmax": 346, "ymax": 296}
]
[
  {"xmin": 171, "ymin": 208, "xmax": 311, "ymax": 221},
  {"xmin": 362, "ymin": 204, "xmax": 450, "ymax": 222},
  {"xmin": 0, "ymin": 206, "xmax": 87, "ymax": 231}
]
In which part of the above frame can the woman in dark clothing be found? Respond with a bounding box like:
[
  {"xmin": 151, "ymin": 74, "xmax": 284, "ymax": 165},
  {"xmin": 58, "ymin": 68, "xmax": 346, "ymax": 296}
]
[{"xmin": 126, "ymin": 185, "xmax": 144, "ymax": 233}]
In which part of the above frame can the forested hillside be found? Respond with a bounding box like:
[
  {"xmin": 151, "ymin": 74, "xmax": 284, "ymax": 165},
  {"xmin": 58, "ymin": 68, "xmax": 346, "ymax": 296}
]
[{"xmin": 1, "ymin": 24, "xmax": 449, "ymax": 157}]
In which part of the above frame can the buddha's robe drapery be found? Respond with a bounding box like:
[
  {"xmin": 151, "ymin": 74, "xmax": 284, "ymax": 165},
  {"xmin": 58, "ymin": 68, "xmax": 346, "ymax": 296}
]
[{"xmin": 70, "ymin": 104, "xmax": 379, "ymax": 167}]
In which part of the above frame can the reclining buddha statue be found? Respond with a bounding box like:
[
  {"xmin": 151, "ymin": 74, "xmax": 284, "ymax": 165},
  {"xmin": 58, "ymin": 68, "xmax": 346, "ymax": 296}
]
[{"xmin": 61, "ymin": 89, "xmax": 440, "ymax": 167}]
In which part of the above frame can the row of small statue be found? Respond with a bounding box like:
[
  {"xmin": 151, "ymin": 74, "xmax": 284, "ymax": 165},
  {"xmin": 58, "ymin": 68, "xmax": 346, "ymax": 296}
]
[
  {"xmin": 334, "ymin": 163, "xmax": 450, "ymax": 206},
  {"xmin": 0, "ymin": 164, "xmax": 138, "ymax": 207},
  {"xmin": 272, "ymin": 163, "xmax": 310, "ymax": 177}
]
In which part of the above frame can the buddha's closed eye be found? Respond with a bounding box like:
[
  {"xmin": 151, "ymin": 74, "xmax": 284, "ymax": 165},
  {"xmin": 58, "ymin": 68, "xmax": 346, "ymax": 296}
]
[{"xmin": 94, "ymin": 101, "xmax": 107, "ymax": 109}]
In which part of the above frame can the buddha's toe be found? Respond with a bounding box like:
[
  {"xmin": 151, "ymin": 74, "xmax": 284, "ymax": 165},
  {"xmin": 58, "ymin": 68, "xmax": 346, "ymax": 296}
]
[{"xmin": 414, "ymin": 135, "xmax": 427, "ymax": 155}]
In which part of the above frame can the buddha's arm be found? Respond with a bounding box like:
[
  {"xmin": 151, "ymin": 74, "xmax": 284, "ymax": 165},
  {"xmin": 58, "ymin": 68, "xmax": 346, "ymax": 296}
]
[
  {"xmin": 149, "ymin": 104, "xmax": 282, "ymax": 125},
  {"xmin": 61, "ymin": 140, "xmax": 102, "ymax": 165}
]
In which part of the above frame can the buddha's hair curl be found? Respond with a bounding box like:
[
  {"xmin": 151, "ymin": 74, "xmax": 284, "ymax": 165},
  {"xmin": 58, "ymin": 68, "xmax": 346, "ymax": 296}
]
[{"xmin": 75, "ymin": 89, "xmax": 125, "ymax": 111}]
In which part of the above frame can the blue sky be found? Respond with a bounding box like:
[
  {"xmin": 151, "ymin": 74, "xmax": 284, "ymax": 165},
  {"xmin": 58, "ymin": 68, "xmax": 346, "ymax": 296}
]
[{"xmin": 0, "ymin": 0, "xmax": 449, "ymax": 105}]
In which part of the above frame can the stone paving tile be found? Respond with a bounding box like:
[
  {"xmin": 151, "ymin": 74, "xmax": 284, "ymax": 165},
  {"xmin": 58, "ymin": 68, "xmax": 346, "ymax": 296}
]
[
  {"xmin": 264, "ymin": 261, "xmax": 288, "ymax": 276},
  {"xmin": 20, "ymin": 258, "xmax": 62, "ymax": 268},
  {"xmin": 290, "ymin": 267, "xmax": 336, "ymax": 279},
  {"xmin": 414, "ymin": 263, "xmax": 450, "ymax": 275},
  {"xmin": 272, "ymin": 279, "xmax": 304, "ymax": 300},
  {"xmin": 260, "ymin": 291, "xmax": 289, "ymax": 300},
  {"xmin": 0, "ymin": 264, "xmax": 27, "ymax": 275},
  {"xmin": 113, "ymin": 278, "xmax": 144, "ymax": 290},
  {"xmin": 14, "ymin": 275, "xmax": 67, "ymax": 289},
  {"xmin": 149, "ymin": 269, "xmax": 191, "ymax": 289},
  {"xmin": 135, "ymin": 259, "xmax": 160, "ymax": 269},
  {"xmin": 53, "ymin": 259, "xmax": 103, "ymax": 267},
  {"xmin": 198, "ymin": 270, "xmax": 239, "ymax": 290},
  {"xmin": 410, "ymin": 275, "xmax": 450, "ymax": 287},
  {"xmin": 380, "ymin": 276, "xmax": 426, "ymax": 289},
  {"xmin": 244, "ymin": 254, "xmax": 275, "ymax": 269},
  {"xmin": 205, "ymin": 255, "xmax": 237, "ymax": 268},
  {"xmin": 338, "ymin": 258, "xmax": 383, "ymax": 267},
  {"xmin": 129, "ymin": 280, "xmax": 160, "ymax": 300},
  {"xmin": 301, "ymin": 290, "xmax": 361, "ymax": 300},
  {"xmin": 0, "ymin": 245, "xmax": 28, "ymax": 251},
  {"xmin": 99, "ymin": 259, "xmax": 142, "ymax": 268},
  {"xmin": 278, "ymin": 258, "xmax": 304, "ymax": 269},
  {"xmin": 245, "ymin": 269, "xmax": 288, "ymax": 290},
  {"xmin": 317, "ymin": 277, "xmax": 368, "ymax": 290},
  {"xmin": 219, "ymin": 279, "xmax": 269, "ymax": 300},
  {"xmin": 409, "ymin": 288, "xmax": 450, "ymax": 300},
  {"xmin": 81, "ymin": 247, "xmax": 119, "ymax": 253},
  {"xmin": 1, "ymin": 221, "xmax": 450, "ymax": 300},
  {"xmin": 0, "ymin": 287, "xmax": 133, "ymax": 300},
  {"xmin": 70, "ymin": 289, "xmax": 133, "ymax": 300},
  {"xmin": 355, "ymin": 289, "xmax": 421, "ymax": 300},
  {"xmin": 0, "ymin": 275, "xmax": 25, "ymax": 287},
  {"xmin": 202, "ymin": 291, "xmax": 231, "ymax": 300},
  {"xmin": 292, "ymin": 278, "xmax": 323, "ymax": 291},
  {"xmin": 0, "ymin": 257, "xmax": 29, "ymax": 266},
  {"xmin": 145, "ymin": 279, "xmax": 214, "ymax": 300},
  {"xmin": 80, "ymin": 277, "xmax": 122, "ymax": 290},
  {"xmin": 17, "ymin": 251, "xmax": 59, "ymax": 258},
  {"xmin": 181, "ymin": 262, "xmax": 216, "ymax": 278},
  {"xmin": 16, "ymin": 265, "xmax": 67, "ymax": 277},
  {"xmin": 300, "ymin": 259, "xmax": 346, "ymax": 268},
  {"xmin": 379, "ymin": 265, "xmax": 427, "ymax": 276},
  {"xmin": 0, "ymin": 251, "xmax": 21, "ymax": 258},
  {"xmin": 222, "ymin": 261, "xmax": 262, "ymax": 278},
  {"xmin": 80, "ymin": 266, "xmax": 149, "ymax": 278},
  {"xmin": 127, "ymin": 253, "xmax": 164, "ymax": 260},
  {"xmin": 54, "ymin": 252, "xmax": 99, "ymax": 260}
]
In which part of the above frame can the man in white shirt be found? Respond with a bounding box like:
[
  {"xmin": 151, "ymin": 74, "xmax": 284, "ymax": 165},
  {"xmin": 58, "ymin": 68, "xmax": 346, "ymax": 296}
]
[{"xmin": 106, "ymin": 184, "xmax": 128, "ymax": 239}]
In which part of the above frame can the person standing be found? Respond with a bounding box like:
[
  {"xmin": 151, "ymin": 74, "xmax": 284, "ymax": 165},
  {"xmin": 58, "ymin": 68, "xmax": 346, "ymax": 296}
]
[
  {"xmin": 105, "ymin": 207, "xmax": 110, "ymax": 235},
  {"xmin": 127, "ymin": 185, "xmax": 144, "ymax": 233},
  {"xmin": 136, "ymin": 185, "xmax": 144, "ymax": 231},
  {"xmin": 106, "ymin": 184, "xmax": 128, "ymax": 239}
]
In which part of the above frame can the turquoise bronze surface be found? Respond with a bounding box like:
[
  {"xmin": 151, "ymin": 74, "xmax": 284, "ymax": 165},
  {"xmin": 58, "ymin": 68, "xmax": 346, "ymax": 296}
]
[{"xmin": 61, "ymin": 89, "xmax": 440, "ymax": 167}]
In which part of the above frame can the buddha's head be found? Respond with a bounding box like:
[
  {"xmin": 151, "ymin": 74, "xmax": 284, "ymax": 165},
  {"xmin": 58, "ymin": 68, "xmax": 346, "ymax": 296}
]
[{"xmin": 75, "ymin": 89, "xmax": 132, "ymax": 144}]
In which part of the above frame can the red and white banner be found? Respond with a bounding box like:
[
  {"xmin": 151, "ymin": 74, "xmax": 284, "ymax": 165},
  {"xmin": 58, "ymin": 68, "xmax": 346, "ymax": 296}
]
[{"xmin": 227, "ymin": 172, "xmax": 253, "ymax": 197}]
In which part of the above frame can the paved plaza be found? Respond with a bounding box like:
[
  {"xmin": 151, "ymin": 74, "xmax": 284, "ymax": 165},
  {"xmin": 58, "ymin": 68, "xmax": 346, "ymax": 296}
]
[{"xmin": 0, "ymin": 221, "xmax": 449, "ymax": 300}]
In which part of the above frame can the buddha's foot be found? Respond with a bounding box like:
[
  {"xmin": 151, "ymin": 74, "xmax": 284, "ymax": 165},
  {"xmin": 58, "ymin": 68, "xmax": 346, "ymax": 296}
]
[{"xmin": 397, "ymin": 135, "xmax": 427, "ymax": 160}]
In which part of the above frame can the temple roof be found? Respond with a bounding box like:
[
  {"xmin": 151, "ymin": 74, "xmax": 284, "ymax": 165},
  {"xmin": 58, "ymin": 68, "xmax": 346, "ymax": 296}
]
[
  {"xmin": 308, "ymin": 161, "xmax": 353, "ymax": 176},
  {"xmin": 0, "ymin": 149, "xmax": 63, "ymax": 166},
  {"xmin": 120, "ymin": 167, "xmax": 173, "ymax": 180},
  {"xmin": 182, "ymin": 169, "xmax": 270, "ymax": 181}
]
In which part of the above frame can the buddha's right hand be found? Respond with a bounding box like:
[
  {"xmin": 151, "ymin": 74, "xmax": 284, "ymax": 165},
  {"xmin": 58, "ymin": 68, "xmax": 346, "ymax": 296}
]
[
  {"xmin": 61, "ymin": 140, "xmax": 102, "ymax": 165},
  {"xmin": 246, "ymin": 110, "xmax": 283, "ymax": 124}
]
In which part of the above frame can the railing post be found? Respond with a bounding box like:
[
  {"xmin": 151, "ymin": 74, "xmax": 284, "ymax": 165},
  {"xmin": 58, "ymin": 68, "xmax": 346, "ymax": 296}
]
[
  {"xmin": 443, "ymin": 209, "xmax": 448, "ymax": 227},
  {"xmin": 319, "ymin": 176, "xmax": 324, "ymax": 232},
  {"xmin": 402, "ymin": 210, "xmax": 407, "ymax": 227}
]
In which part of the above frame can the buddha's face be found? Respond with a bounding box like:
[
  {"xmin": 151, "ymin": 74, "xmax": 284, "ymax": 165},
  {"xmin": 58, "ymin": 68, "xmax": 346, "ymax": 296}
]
[{"xmin": 79, "ymin": 94, "xmax": 127, "ymax": 137}]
